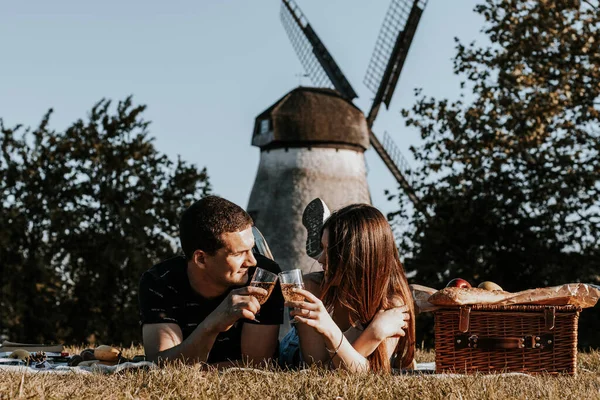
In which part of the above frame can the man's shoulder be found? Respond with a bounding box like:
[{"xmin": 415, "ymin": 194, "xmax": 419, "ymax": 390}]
[
  {"xmin": 254, "ymin": 253, "xmax": 281, "ymax": 274},
  {"xmin": 141, "ymin": 255, "xmax": 187, "ymax": 285}
]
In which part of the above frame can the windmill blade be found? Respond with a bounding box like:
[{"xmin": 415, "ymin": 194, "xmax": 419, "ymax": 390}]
[
  {"xmin": 381, "ymin": 131, "xmax": 412, "ymax": 183},
  {"xmin": 280, "ymin": 0, "xmax": 358, "ymax": 100},
  {"xmin": 364, "ymin": 0, "xmax": 428, "ymax": 127},
  {"xmin": 369, "ymin": 130, "xmax": 427, "ymax": 215},
  {"xmin": 363, "ymin": 0, "xmax": 429, "ymax": 216}
]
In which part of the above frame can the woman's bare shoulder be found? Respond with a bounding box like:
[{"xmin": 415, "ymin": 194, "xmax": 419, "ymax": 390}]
[
  {"xmin": 303, "ymin": 271, "xmax": 324, "ymax": 295},
  {"xmin": 304, "ymin": 271, "xmax": 324, "ymax": 283}
]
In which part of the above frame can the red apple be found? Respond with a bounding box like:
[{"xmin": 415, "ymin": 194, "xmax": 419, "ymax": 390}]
[{"xmin": 446, "ymin": 278, "xmax": 472, "ymax": 289}]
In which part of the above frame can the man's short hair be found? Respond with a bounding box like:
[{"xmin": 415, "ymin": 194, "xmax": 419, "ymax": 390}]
[{"xmin": 179, "ymin": 196, "xmax": 254, "ymax": 259}]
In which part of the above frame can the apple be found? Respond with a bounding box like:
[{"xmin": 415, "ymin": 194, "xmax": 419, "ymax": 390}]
[
  {"xmin": 446, "ymin": 278, "xmax": 472, "ymax": 289},
  {"xmin": 478, "ymin": 281, "xmax": 503, "ymax": 291}
]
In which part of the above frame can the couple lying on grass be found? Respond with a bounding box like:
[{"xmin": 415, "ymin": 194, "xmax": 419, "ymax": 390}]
[{"xmin": 139, "ymin": 196, "xmax": 414, "ymax": 372}]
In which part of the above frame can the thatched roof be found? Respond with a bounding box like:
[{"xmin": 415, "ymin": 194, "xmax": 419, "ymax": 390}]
[{"xmin": 252, "ymin": 87, "xmax": 369, "ymax": 151}]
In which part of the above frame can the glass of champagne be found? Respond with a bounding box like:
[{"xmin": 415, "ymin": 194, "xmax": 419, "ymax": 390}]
[
  {"xmin": 249, "ymin": 267, "xmax": 278, "ymax": 305},
  {"xmin": 279, "ymin": 269, "xmax": 305, "ymax": 324},
  {"xmin": 279, "ymin": 269, "xmax": 306, "ymax": 300}
]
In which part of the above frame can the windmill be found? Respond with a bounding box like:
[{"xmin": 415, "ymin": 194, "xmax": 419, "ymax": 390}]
[{"xmin": 248, "ymin": 0, "xmax": 429, "ymax": 274}]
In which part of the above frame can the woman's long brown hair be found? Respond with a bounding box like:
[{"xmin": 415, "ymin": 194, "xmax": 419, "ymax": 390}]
[{"xmin": 320, "ymin": 203, "xmax": 415, "ymax": 372}]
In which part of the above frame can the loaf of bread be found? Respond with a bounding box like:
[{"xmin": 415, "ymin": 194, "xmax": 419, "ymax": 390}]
[
  {"xmin": 427, "ymin": 287, "xmax": 511, "ymax": 306},
  {"xmin": 425, "ymin": 283, "xmax": 600, "ymax": 308},
  {"xmin": 498, "ymin": 283, "xmax": 600, "ymax": 308}
]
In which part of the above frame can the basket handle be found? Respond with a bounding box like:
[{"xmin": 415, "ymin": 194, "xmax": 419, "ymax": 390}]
[
  {"xmin": 545, "ymin": 307, "xmax": 555, "ymax": 330},
  {"xmin": 457, "ymin": 306, "xmax": 557, "ymax": 333},
  {"xmin": 454, "ymin": 334, "xmax": 554, "ymax": 350},
  {"xmin": 458, "ymin": 306, "xmax": 470, "ymax": 333}
]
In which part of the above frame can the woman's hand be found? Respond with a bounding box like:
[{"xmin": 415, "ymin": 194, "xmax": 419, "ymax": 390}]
[
  {"xmin": 367, "ymin": 306, "xmax": 410, "ymax": 341},
  {"xmin": 286, "ymin": 288, "xmax": 339, "ymax": 340}
]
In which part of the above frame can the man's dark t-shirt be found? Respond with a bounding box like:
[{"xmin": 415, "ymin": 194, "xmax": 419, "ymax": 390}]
[{"xmin": 138, "ymin": 253, "xmax": 284, "ymax": 363}]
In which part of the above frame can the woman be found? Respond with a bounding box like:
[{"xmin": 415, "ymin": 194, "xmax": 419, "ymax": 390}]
[{"xmin": 281, "ymin": 203, "xmax": 416, "ymax": 372}]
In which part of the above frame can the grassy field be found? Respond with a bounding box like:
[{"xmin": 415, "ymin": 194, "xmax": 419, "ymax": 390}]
[{"xmin": 1, "ymin": 347, "xmax": 599, "ymax": 399}]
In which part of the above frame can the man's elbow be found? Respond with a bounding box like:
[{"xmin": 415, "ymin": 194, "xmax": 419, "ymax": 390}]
[
  {"xmin": 143, "ymin": 347, "xmax": 161, "ymax": 364},
  {"xmin": 143, "ymin": 344, "xmax": 177, "ymax": 365}
]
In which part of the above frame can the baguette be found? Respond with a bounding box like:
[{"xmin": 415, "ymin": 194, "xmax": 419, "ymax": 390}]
[
  {"xmin": 427, "ymin": 287, "xmax": 511, "ymax": 306},
  {"xmin": 497, "ymin": 283, "xmax": 600, "ymax": 307},
  {"xmin": 427, "ymin": 283, "xmax": 600, "ymax": 308}
]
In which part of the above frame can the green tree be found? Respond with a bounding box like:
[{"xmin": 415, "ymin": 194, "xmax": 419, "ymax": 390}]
[
  {"xmin": 0, "ymin": 97, "xmax": 211, "ymax": 345},
  {"xmin": 395, "ymin": 0, "xmax": 600, "ymax": 347}
]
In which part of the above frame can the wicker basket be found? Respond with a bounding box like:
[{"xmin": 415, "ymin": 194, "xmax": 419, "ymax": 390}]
[{"xmin": 434, "ymin": 304, "xmax": 581, "ymax": 375}]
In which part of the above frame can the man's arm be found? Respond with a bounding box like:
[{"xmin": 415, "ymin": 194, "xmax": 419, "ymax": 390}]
[
  {"xmin": 240, "ymin": 323, "xmax": 280, "ymax": 366},
  {"xmin": 142, "ymin": 286, "xmax": 267, "ymax": 365},
  {"xmin": 142, "ymin": 321, "xmax": 219, "ymax": 365}
]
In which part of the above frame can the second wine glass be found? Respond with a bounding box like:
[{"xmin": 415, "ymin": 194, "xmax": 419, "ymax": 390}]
[{"xmin": 278, "ymin": 269, "xmax": 305, "ymax": 302}]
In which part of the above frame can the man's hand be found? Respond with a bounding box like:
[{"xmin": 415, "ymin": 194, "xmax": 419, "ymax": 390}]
[
  {"xmin": 368, "ymin": 305, "xmax": 410, "ymax": 341},
  {"xmin": 205, "ymin": 286, "xmax": 267, "ymax": 333}
]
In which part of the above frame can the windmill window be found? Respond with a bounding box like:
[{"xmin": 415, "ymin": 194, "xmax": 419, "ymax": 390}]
[{"xmin": 259, "ymin": 119, "xmax": 271, "ymax": 135}]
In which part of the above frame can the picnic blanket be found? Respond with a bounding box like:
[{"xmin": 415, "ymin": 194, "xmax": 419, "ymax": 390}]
[{"xmin": 0, "ymin": 360, "xmax": 157, "ymax": 375}]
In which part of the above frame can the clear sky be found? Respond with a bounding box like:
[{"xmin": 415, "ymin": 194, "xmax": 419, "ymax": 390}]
[{"xmin": 0, "ymin": 0, "xmax": 484, "ymax": 218}]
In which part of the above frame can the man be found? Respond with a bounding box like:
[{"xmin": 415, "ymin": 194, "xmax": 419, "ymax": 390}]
[{"xmin": 139, "ymin": 196, "xmax": 284, "ymax": 366}]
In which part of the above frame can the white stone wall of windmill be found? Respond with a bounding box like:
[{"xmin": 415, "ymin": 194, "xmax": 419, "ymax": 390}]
[
  {"xmin": 249, "ymin": 149, "xmax": 370, "ymax": 272},
  {"xmin": 248, "ymin": 0, "xmax": 430, "ymax": 274}
]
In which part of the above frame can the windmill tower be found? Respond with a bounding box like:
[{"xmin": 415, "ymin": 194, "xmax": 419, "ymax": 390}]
[{"xmin": 248, "ymin": 0, "xmax": 429, "ymax": 273}]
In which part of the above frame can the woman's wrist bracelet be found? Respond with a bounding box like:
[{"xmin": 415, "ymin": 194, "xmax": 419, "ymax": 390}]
[{"xmin": 325, "ymin": 331, "xmax": 344, "ymax": 359}]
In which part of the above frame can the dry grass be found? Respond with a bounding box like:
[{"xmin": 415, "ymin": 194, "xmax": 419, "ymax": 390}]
[{"xmin": 1, "ymin": 347, "xmax": 599, "ymax": 399}]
